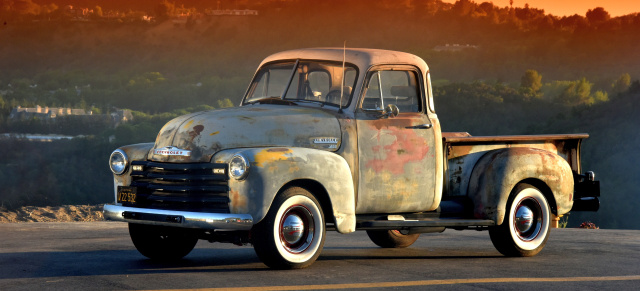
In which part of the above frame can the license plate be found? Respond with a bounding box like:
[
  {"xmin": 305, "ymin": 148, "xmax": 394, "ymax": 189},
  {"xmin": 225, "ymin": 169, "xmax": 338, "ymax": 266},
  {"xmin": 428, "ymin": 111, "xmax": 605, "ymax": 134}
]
[{"xmin": 117, "ymin": 186, "xmax": 137, "ymax": 204}]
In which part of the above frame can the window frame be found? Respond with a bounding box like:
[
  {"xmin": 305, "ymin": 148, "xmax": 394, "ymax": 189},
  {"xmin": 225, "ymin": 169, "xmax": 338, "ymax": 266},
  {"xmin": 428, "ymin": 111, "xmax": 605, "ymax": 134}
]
[{"xmin": 357, "ymin": 65, "xmax": 425, "ymax": 114}]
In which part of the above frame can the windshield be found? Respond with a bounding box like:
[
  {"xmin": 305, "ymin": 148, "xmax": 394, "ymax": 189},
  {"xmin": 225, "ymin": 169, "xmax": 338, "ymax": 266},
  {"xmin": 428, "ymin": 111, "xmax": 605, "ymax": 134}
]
[{"xmin": 244, "ymin": 60, "xmax": 358, "ymax": 107}]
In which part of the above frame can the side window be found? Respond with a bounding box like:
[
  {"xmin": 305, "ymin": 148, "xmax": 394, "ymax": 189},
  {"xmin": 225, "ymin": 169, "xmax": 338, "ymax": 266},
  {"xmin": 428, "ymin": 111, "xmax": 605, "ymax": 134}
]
[{"xmin": 362, "ymin": 70, "xmax": 421, "ymax": 113}]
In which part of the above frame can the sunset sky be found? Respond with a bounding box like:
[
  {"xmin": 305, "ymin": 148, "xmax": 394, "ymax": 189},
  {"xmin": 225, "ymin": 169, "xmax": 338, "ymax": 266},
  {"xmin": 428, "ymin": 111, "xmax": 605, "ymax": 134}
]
[{"xmin": 442, "ymin": 0, "xmax": 640, "ymax": 17}]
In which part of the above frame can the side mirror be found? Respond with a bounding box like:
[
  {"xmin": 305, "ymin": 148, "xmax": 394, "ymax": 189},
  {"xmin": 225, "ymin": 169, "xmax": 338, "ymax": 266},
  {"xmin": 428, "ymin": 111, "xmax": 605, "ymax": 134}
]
[{"xmin": 379, "ymin": 104, "xmax": 400, "ymax": 119}]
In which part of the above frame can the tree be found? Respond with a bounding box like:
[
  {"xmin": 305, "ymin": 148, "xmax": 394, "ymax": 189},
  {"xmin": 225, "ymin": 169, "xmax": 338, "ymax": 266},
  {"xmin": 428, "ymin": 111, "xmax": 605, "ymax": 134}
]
[
  {"xmin": 559, "ymin": 78, "xmax": 593, "ymax": 106},
  {"xmin": 521, "ymin": 70, "xmax": 542, "ymax": 92},
  {"xmin": 520, "ymin": 69, "xmax": 542, "ymax": 97},
  {"xmin": 13, "ymin": 0, "xmax": 40, "ymax": 16},
  {"xmin": 217, "ymin": 98, "xmax": 234, "ymax": 108},
  {"xmin": 586, "ymin": 7, "xmax": 610, "ymax": 25},
  {"xmin": 612, "ymin": 73, "xmax": 631, "ymax": 94},
  {"xmin": 93, "ymin": 6, "xmax": 103, "ymax": 18},
  {"xmin": 452, "ymin": 0, "xmax": 475, "ymax": 16},
  {"xmin": 155, "ymin": 0, "xmax": 175, "ymax": 22}
]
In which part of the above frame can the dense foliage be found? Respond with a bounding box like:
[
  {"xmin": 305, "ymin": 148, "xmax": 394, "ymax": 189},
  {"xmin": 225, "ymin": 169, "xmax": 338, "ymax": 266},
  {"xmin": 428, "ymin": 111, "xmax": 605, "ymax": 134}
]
[{"xmin": 0, "ymin": 0, "xmax": 638, "ymax": 229}]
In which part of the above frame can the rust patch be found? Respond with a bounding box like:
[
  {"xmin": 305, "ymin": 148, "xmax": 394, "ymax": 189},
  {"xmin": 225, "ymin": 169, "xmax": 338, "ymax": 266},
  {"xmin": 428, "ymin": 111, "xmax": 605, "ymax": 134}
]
[
  {"xmin": 365, "ymin": 125, "xmax": 429, "ymax": 175},
  {"xmin": 229, "ymin": 189, "xmax": 247, "ymax": 213},
  {"xmin": 368, "ymin": 117, "xmax": 413, "ymax": 131},
  {"xmin": 188, "ymin": 125, "xmax": 205, "ymax": 141},
  {"xmin": 209, "ymin": 131, "xmax": 220, "ymax": 136}
]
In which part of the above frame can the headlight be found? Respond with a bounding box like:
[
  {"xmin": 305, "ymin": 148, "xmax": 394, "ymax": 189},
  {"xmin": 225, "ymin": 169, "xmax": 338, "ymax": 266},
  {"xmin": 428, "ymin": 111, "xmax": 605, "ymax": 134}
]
[
  {"xmin": 229, "ymin": 154, "xmax": 249, "ymax": 180},
  {"xmin": 109, "ymin": 149, "xmax": 128, "ymax": 175}
]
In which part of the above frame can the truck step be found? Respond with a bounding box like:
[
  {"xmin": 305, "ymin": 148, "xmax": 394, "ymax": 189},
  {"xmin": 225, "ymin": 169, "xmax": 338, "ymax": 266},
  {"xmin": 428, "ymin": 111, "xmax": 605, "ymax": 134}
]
[{"xmin": 356, "ymin": 218, "xmax": 495, "ymax": 230}]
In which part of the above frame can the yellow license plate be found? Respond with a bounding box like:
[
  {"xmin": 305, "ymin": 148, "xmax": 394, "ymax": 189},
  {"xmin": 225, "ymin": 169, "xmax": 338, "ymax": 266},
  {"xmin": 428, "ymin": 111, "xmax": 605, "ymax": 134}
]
[{"xmin": 117, "ymin": 186, "xmax": 137, "ymax": 204}]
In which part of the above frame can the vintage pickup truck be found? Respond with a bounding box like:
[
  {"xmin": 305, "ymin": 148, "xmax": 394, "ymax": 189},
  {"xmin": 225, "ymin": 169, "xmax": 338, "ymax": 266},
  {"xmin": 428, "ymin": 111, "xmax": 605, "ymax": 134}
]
[{"xmin": 104, "ymin": 48, "xmax": 600, "ymax": 269}]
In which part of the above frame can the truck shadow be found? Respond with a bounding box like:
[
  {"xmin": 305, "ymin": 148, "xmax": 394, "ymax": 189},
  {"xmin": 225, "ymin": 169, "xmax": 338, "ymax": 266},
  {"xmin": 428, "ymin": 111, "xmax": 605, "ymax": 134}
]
[{"xmin": 0, "ymin": 247, "xmax": 504, "ymax": 280}]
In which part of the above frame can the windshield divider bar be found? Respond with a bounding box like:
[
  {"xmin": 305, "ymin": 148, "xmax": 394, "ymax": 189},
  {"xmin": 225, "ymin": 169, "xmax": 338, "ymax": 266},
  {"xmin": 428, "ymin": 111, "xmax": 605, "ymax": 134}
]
[
  {"xmin": 281, "ymin": 59, "xmax": 299, "ymax": 100},
  {"xmin": 339, "ymin": 42, "xmax": 346, "ymax": 113}
]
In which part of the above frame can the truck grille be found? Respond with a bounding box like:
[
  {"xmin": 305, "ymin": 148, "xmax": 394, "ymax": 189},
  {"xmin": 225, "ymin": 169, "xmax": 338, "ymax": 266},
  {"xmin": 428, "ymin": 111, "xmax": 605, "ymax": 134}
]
[{"xmin": 126, "ymin": 161, "xmax": 230, "ymax": 213}]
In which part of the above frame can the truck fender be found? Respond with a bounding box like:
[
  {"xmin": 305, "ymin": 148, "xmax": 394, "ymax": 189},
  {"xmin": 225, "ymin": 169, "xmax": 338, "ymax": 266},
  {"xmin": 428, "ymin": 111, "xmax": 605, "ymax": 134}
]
[
  {"xmin": 468, "ymin": 147, "xmax": 574, "ymax": 225},
  {"xmin": 111, "ymin": 143, "xmax": 155, "ymax": 200},
  {"xmin": 214, "ymin": 147, "xmax": 356, "ymax": 234}
]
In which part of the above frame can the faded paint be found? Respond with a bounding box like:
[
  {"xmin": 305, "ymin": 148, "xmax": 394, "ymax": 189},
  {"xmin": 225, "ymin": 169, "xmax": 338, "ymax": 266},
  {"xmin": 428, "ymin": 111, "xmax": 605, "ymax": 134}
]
[
  {"xmin": 335, "ymin": 114, "xmax": 360, "ymax": 207},
  {"xmin": 111, "ymin": 143, "xmax": 155, "ymax": 201},
  {"xmin": 148, "ymin": 105, "xmax": 342, "ymax": 163},
  {"xmin": 106, "ymin": 48, "xmax": 590, "ymax": 239},
  {"xmin": 253, "ymin": 148, "xmax": 293, "ymax": 167},
  {"xmin": 215, "ymin": 147, "xmax": 356, "ymax": 234},
  {"xmin": 467, "ymin": 147, "xmax": 575, "ymax": 225},
  {"xmin": 365, "ymin": 122, "xmax": 430, "ymax": 175},
  {"xmin": 355, "ymin": 111, "xmax": 438, "ymax": 214},
  {"xmin": 149, "ymin": 111, "xmax": 209, "ymax": 162},
  {"xmin": 444, "ymin": 134, "xmax": 586, "ymax": 198}
]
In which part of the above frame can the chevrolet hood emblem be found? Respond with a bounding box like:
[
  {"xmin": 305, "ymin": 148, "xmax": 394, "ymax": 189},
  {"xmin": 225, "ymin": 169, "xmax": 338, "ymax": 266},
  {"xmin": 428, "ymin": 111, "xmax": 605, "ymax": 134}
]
[{"xmin": 153, "ymin": 146, "xmax": 191, "ymax": 157}]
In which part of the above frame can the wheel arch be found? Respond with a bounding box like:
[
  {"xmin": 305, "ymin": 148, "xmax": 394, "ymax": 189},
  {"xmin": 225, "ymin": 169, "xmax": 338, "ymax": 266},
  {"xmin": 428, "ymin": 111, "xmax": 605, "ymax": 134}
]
[
  {"xmin": 519, "ymin": 178, "xmax": 558, "ymax": 216},
  {"xmin": 281, "ymin": 179, "xmax": 335, "ymax": 226},
  {"xmin": 214, "ymin": 147, "xmax": 356, "ymax": 234},
  {"xmin": 468, "ymin": 147, "xmax": 574, "ymax": 225}
]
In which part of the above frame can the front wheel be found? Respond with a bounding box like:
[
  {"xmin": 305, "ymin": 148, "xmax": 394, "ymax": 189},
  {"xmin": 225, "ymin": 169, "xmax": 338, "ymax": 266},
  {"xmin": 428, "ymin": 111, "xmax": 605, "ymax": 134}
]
[
  {"xmin": 366, "ymin": 230, "xmax": 420, "ymax": 248},
  {"xmin": 251, "ymin": 187, "xmax": 325, "ymax": 269},
  {"xmin": 489, "ymin": 183, "xmax": 551, "ymax": 257},
  {"xmin": 128, "ymin": 223, "xmax": 198, "ymax": 261}
]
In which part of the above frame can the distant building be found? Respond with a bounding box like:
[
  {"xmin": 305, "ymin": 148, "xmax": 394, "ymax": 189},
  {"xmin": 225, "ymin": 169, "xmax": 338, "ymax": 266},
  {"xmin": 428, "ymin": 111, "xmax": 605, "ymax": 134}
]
[
  {"xmin": 205, "ymin": 9, "xmax": 258, "ymax": 16},
  {"xmin": 8, "ymin": 106, "xmax": 132, "ymax": 128},
  {"xmin": 433, "ymin": 44, "xmax": 479, "ymax": 52},
  {"xmin": 9, "ymin": 106, "xmax": 89, "ymax": 120},
  {"xmin": 64, "ymin": 5, "xmax": 92, "ymax": 21},
  {"xmin": 110, "ymin": 109, "xmax": 133, "ymax": 127}
]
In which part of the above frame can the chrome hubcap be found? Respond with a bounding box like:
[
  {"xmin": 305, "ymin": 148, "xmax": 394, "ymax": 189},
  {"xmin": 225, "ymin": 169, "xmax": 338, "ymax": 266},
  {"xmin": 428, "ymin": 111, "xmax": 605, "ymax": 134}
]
[
  {"xmin": 513, "ymin": 197, "xmax": 543, "ymax": 241},
  {"xmin": 515, "ymin": 205, "xmax": 534, "ymax": 233},
  {"xmin": 279, "ymin": 205, "xmax": 314, "ymax": 253},
  {"xmin": 282, "ymin": 214, "xmax": 304, "ymax": 245}
]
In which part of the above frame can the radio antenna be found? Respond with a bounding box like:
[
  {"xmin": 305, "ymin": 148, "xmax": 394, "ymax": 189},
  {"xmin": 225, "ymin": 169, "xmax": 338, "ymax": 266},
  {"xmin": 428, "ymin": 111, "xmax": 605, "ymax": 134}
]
[{"xmin": 338, "ymin": 41, "xmax": 346, "ymax": 113}]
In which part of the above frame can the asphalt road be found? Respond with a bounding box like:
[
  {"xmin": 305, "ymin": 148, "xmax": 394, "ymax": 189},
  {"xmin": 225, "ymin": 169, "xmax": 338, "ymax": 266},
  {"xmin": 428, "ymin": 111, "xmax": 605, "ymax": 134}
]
[{"xmin": 0, "ymin": 222, "xmax": 639, "ymax": 290}]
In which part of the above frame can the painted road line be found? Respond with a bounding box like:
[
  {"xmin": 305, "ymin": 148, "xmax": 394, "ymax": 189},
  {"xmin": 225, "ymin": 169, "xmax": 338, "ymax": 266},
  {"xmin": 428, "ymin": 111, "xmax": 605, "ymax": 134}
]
[{"xmin": 145, "ymin": 275, "xmax": 640, "ymax": 291}]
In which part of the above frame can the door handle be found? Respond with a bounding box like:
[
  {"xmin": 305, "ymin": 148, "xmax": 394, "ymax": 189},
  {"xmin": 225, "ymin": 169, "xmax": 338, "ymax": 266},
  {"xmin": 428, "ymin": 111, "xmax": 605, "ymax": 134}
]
[{"xmin": 406, "ymin": 123, "xmax": 433, "ymax": 129}]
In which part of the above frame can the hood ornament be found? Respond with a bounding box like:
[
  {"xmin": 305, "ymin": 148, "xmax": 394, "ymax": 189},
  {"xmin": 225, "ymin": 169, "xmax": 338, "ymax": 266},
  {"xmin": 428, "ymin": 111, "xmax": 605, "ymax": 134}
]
[{"xmin": 153, "ymin": 146, "xmax": 191, "ymax": 157}]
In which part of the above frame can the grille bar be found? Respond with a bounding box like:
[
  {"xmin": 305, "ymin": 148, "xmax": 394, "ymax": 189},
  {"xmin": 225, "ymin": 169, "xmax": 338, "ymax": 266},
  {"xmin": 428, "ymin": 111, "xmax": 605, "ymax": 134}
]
[{"xmin": 125, "ymin": 161, "xmax": 230, "ymax": 213}]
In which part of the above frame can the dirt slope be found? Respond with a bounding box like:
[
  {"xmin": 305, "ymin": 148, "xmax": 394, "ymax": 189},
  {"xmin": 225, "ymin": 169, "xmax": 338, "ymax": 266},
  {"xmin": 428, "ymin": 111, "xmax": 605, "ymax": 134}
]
[{"xmin": 0, "ymin": 205, "xmax": 104, "ymax": 223}]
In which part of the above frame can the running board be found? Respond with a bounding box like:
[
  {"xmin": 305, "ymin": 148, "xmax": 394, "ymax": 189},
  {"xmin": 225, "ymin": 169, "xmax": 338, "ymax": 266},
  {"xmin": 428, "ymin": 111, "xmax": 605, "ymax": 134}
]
[{"xmin": 356, "ymin": 218, "xmax": 495, "ymax": 230}]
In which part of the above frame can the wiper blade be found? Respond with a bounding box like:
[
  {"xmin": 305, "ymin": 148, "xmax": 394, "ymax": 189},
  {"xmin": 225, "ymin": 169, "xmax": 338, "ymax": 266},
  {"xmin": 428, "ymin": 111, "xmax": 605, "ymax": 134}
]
[
  {"xmin": 289, "ymin": 99, "xmax": 342, "ymax": 109},
  {"xmin": 247, "ymin": 97, "xmax": 298, "ymax": 106}
]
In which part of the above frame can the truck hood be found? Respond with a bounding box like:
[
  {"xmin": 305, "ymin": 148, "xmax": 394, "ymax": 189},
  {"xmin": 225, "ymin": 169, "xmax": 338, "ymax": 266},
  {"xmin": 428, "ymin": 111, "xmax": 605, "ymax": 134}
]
[{"xmin": 148, "ymin": 104, "xmax": 342, "ymax": 163}]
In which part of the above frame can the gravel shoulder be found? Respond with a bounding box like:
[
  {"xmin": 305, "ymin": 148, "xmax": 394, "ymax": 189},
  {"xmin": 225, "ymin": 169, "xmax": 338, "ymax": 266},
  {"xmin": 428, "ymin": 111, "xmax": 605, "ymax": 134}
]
[{"xmin": 0, "ymin": 205, "xmax": 104, "ymax": 223}]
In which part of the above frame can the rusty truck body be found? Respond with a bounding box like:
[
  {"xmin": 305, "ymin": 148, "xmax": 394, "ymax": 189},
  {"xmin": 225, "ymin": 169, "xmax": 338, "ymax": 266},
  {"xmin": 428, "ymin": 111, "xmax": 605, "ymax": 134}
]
[{"xmin": 104, "ymin": 48, "xmax": 600, "ymax": 269}]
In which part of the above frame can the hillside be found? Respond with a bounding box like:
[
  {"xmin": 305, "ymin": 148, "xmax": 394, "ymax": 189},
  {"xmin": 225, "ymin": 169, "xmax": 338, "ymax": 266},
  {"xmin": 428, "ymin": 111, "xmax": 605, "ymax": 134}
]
[{"xmin": 0, "ymin": 0, "xmax": 638, "ymax": 229}]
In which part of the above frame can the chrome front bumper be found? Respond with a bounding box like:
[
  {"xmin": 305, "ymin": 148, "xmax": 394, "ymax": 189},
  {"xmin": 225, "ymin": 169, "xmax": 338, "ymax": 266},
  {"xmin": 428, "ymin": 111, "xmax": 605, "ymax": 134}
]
[{"xmin": 103, "ymin": 204, "xmax": 254, "ymax": 230}]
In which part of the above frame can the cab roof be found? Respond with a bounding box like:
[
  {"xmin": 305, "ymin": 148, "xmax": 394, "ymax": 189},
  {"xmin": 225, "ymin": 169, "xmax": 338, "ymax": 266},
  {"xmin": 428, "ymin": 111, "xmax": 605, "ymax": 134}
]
[{"xmin": 259, "ymin": 48, "xmax": 429, "ymax": 73}]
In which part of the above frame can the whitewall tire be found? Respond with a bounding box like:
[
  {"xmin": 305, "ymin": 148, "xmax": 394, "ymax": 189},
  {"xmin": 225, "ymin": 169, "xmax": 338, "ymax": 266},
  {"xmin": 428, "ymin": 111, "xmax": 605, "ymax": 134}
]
[
  {"xmin": 252, "ymin": 187, "xmax": 325, "ymax": 269},
  {"xmin": 489, "ymin": 183, "xmax": 551, "ymax": 257}
]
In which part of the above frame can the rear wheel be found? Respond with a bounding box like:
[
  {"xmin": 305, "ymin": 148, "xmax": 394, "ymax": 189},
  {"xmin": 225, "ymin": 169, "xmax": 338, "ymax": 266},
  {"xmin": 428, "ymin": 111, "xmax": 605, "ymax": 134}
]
[
  {"xmin": 489, "ymin": 183, "xmax": 551, "ymax": 257},
  {"xmin": 366, "ymin": 230, "xmax": 420, "ymax": 248},
  {"xmin": 252, "ymin": 187, "xmax": 325, "ymax": 269},
  {"xmin": 128, "ymin": 223, "xmax": 198, "ymax": 261}
]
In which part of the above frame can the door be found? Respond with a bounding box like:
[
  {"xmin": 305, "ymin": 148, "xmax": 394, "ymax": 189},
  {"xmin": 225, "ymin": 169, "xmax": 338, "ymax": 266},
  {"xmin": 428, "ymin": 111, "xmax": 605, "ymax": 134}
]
[{"xmin": 355, "ymin": 67, "xmax": 438, "ymax": 213}]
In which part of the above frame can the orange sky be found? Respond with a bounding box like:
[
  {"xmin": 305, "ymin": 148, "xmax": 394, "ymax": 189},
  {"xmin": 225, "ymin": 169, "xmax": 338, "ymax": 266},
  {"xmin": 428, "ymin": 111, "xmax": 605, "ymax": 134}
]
[{"xmin": 442, "ymin": 0, "xmax": 640, "ymax": 17}]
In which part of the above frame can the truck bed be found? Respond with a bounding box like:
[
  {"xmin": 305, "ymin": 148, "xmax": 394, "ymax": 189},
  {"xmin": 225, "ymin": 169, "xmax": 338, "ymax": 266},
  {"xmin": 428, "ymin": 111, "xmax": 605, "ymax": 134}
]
[{"xmin": 442, "ymin": 132, "xmax": 588, "ymax": 197}]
